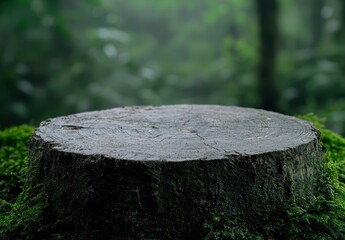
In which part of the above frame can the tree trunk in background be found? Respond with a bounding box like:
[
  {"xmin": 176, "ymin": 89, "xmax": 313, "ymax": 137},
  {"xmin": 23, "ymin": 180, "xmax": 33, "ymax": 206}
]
[
  {"xmin": 339, "ymin": 0, "xmax": 345, "ymax": 84},
  {"xmin": 340, "ymin": 0, "xmax": 345, "ymax": 39},
  {"xmin": 310, "ymin": 0, "xmax": 324, "ymax": 52},
  {"xmin": 337, "ymin": 0, "xmax": 345, "ymax": 41},
  {"xmin": 256, "ymin": 0, "xmax": 280, "ymax": 111}
]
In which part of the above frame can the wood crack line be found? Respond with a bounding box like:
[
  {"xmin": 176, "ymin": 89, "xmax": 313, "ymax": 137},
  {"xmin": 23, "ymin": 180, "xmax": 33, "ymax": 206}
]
[{"xmin": 194, "ymin": 131, "xmax": 224, "ymax": 153}]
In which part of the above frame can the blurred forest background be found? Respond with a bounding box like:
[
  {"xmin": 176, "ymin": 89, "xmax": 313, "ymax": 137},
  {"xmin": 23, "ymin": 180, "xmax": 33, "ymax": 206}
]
[{"xmin": 1, "ymin": 0, "xmax": 345, "ymax": 135}]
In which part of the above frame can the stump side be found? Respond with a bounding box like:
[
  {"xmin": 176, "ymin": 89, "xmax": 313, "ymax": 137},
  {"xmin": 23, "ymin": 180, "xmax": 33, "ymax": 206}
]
[{"xmin": 28, "ymin": 105, "xmax": 324, "ymax": 239}]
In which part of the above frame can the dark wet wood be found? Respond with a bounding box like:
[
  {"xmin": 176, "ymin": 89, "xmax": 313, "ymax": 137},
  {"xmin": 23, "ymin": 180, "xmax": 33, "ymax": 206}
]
[{"xmin": 29, "ymin": 105, "xmax": 323, "ymax": 239}]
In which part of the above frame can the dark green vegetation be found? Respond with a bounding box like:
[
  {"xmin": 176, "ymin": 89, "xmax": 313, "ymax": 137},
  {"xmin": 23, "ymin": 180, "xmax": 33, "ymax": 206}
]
[
  {"xmin": 0, "ymin": 116, "xmax": 345, "ymax": 239},
  {"xmin": 204, "ymin": 114, "xmax": 345, "ymax": 240},
  {"xmin": 1, "ymin": 0, "xmax": 345, "ymax": 135},
  {"xmin": 0, "ymin": 126, "xmax": 51, "ymax": 240},
  {"xmin": 0, "ymin": 125, "xmax": 34, "ymax": 202}
]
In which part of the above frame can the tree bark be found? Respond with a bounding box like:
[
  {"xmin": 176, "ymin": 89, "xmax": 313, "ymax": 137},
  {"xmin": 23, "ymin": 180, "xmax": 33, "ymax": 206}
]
[
  {"xmin": 256, "ymin": 0, "xmax": 280, "ymax": 111},
  {"xmin": 338, "ymin": 0, "xmax": 345, "ymax": 84},
  {"xmin": 310, "ymin": 0, "xmax": 324, "ymax": 51},
  {"xmin": 29, "ymin": 105, "xmax": 323, "ymax": 239}
]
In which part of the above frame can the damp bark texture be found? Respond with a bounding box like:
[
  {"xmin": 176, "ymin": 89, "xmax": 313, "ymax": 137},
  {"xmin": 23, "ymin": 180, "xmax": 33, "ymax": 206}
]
[{"xmin": 29, "ymin": 105, "xmax": 323, "ymax": 239}]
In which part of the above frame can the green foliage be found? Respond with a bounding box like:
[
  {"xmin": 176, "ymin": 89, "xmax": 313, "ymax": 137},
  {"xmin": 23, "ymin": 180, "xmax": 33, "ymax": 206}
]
[
  {"xmin": 204, "ymin": 214, "xmax": 263, "ymax": 240},
  {"xmin": 204, "ymin": 114, "xmax": 345, "ymax": 240},
  {"xmin": 299, "ymin": 114, "xmax": 345, "ymax": 189},
  {"xmin": 0, "ymin": 125, "xmax": 34, "ymax": 202},
  {"xmin": 274, "ymin": 198, "xmax": 345, "ymax": 239},
  {"xmin": 0, "ymin": 124, "xmax": 54, "ymax": 239},
  {"xmin": 1, "ymin": 0, "xmax": 344, "ymax": 134},
  {"xmin": 205, "ymin": 196, "xmax": 345, "ymax": 239},
  {"xmin": 0, "ymin": 184, "xmax": 51, "ymax": 240}
]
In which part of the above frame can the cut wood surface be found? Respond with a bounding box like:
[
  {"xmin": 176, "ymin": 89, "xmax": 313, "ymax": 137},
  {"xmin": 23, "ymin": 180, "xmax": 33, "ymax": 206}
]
[
  {"xmin": 34, "ymin": 105, "xmax": 319, "ymax": 161},
  {"xmin": 29, "ymin": 105, "xmax": 323, "ymax": 239}
]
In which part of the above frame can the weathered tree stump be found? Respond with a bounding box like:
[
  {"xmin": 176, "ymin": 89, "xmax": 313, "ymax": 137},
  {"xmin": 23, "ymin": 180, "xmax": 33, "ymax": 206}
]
[{"xmin": 29, "ymin": 105, "xmax": 323, "ymax": 239}]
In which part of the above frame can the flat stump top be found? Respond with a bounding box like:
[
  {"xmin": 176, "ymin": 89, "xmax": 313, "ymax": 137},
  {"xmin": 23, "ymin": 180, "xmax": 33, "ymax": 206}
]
[{"xmin": 36, "ymin": 105, "xmax": 318, "ymax": 161}]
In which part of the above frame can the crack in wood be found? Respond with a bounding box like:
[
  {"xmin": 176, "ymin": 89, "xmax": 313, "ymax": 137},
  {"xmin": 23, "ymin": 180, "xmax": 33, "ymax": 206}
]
[{"xmin": 193, "ymin": 130, "xmax": 224, "ymax": 153}]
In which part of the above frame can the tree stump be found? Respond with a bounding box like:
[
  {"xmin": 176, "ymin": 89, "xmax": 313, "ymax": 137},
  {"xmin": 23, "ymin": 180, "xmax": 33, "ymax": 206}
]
[{"xmin": 29, "ymin": 105, "xmax": 323, "ymax": 239}]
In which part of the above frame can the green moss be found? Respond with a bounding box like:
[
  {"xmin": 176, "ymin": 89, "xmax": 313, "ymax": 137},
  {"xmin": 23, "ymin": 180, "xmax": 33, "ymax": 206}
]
[
  {"xmin": 299, "ymin": 114, "xmax": 345, "ymax": 190},
  {"xmin": 0, "ymin": 125, "xmax": 55, "ymax": 239},
  {"xmin": 0, "ymin": 143, "xmax": 56, "ymax": 239},
  {"xmin": 204, "ymin": 214, "xmax": 264, "ymax": 240},
  {"xmin": 0, "ymin": 184, "xmax": 49, "ymax": 240},
  {"xmin": 0, "ymin": 125, "xmax": 34, "ymax": 202}
]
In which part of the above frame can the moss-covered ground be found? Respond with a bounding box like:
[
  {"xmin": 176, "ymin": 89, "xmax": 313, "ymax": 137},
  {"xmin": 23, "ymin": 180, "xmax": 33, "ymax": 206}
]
[
  {"xmin": 0, "ymin": 125, "xmax": 53, "ymax": 240},
  {"xmin": 0, "ymin": 125, "xmax": 34, "ymax": 202},
  {"xmin": 0, "ymin": 115, "xmax": 344, "ymax": 239}
]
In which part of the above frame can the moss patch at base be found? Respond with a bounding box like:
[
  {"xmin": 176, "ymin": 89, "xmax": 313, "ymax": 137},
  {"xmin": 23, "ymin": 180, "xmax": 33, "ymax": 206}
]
[
  {"xmin": 0, "ymin": 125, "xmax": 55, "ymax": 240},
  {"xmin": 0, "ymin": 125, "xmax": 34, "ymax": 202}
]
